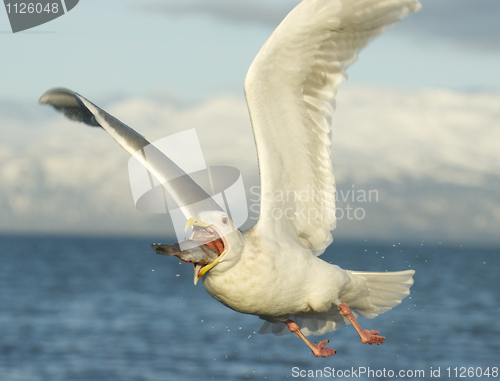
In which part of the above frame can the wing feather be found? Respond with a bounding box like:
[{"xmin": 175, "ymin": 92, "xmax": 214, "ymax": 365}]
[
  {"xmin": 39, "ymin": 88, "xmax": 223, "ymax": 219},
  {"xmin": 245, "ymin": 0, "xmax": 420, "ymax": 254}
]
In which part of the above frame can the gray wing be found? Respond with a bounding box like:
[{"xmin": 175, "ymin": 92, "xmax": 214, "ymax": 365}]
[{"xmin": 39, "ymin": 88, "xmax": 223, "ymax": 218}]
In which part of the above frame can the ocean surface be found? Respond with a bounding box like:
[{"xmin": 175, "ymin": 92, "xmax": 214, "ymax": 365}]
[{"xmin": 0, "ymin": 235, "xmax": 498, "ymax": 381}]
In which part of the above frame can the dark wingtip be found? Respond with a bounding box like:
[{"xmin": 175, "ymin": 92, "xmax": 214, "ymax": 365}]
[
  {"xmin": 39, "ymin": 87, "xmax": 77, "ymax": 105},
  {"xmin": 39, "ymin": 88, "xmax": 101, "ymax": 128}
]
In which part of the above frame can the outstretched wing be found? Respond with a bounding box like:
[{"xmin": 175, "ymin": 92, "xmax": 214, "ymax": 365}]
[
  {"xmin": 245, "ymin": 0, "xmax": 420, "ymax": 254},
  {"xmin": 39, "ymin": 88, "xmax": 223, "ymax": 219}
]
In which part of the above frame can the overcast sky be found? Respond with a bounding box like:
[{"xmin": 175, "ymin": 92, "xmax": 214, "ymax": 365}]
[{"xmin": 1, "ymin": 0, "xmax": 499, "ymax": 244}]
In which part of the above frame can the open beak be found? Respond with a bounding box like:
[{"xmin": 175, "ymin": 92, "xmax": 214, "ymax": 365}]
[
  {"xmin": 185, "ymin": 217, "xmax": 211, "ymax": 232},
  {"xmin": 185, "ymin": 216, "xmax": 227, "ymax": 285}
]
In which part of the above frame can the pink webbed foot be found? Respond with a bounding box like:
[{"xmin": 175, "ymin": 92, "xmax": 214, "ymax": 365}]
[
  {"xmin": 310, "ymin": 339, "xmax": 337, "ymax": 357},
  {"xmin": 339, "ymin": 302, "xmax": 385, "ymax": 345},
  {"xmin": 286, "ymin": 320, "xmax": 336, "ymax": 358},
  {"xmin": 359, "ymin": 330, "xmax": 385, "ymax": 345}
]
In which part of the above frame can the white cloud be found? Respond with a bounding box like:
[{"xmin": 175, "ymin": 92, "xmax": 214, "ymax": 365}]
[
  {"xmin": 1, "ymin": 86, "xmax": 499, "ymax": 243},
  {"xmin": 332, "ymin": 87, "xmax": 500, "ymax": 186}
]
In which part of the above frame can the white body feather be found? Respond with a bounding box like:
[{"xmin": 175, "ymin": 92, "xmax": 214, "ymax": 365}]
[{"xmin": 203, "ymin": 226, "xmax": 414, "ymax": 336}]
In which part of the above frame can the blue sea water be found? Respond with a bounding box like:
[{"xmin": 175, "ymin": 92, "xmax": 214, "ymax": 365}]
[{"xmin": 0, "ymin": 235, "xmax": 498, "ymax": 381}]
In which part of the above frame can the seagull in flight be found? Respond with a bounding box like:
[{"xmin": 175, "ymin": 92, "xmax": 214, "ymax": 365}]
[{"xmin": 40, "ymin": 0, "xmax": 420, "ymax": 357}]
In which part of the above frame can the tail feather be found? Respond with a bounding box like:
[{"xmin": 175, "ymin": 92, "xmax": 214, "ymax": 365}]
[{"xmin": 345, "ymin": 270, "xmax": 415, "ymax": 319}]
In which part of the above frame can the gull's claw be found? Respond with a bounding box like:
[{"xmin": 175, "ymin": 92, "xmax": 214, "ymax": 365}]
[
  {"xmin": 359, "ymin": 330, "xmax": 385, "ymax": 345},
  {"xmin": 311, "ymin": 340, "xmax": 337, "ymax": 357}
]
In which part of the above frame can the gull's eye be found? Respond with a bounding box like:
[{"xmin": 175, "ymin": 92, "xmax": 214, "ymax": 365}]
[{"xmin": 221, "ymin": 217, "xmax": 229, "ymax": 225}]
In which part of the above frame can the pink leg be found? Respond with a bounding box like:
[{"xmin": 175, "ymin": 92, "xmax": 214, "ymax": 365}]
[
  {"xmin": 285, "ymin": 319, "xmax": 336, "ymax": 357},
  {"xmin": 339, "ymin": 302, "xmax": 385, "ymax": 345}
]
